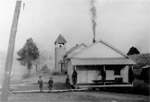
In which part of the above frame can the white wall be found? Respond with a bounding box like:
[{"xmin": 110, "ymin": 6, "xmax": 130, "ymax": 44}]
[
  {"xmin": 77, "ymin": 70, "xmax": 87, "ymax": 83},
  {"xmin": 121, "ymin": 66, "xmax": 129, "ymax": 83},
  {"xmin": 106, "ymin": 66, "xmax": 129, "ymax": 83},
  {"xmin": 55, "ymin": 44, "xmax": 66, "ymax": 72},
  {"xmin": 106, "ymin": 70, "xmax": 115, "ymax": 80},
  {"xmin": 87, "ymin": 70, "xmax": 98, "ymax": 83},
  {"xmin": 77, "ymin": 69, "xmax": 99, "ymax": 84}
]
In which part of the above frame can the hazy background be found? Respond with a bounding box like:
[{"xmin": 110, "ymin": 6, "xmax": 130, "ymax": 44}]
[{"xmin": 0, "ymin": 0, "xmax": 150, "ymax": 84}]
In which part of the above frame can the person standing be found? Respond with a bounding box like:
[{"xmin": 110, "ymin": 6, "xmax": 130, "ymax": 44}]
[
  {"xmin": 66, "ymin": 75, "xmax": 70, "ymax": 84},
  {"xmin": 72, "ymin": 68, "xmax": 77, "ymax": 86},
  {"xmin": 48, "ymin": 77, "xmax": 53, "ymax": 92},
  {"xmin": 101, "ymin": 69, "xmax": 106, "ymax": 85},
  {"xmin": 38, "ymin": 76, "xmax": 43, "ymax": 92}
]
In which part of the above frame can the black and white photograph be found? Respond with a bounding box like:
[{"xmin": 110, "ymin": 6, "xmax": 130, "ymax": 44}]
[{"xmin": 0, "ymin": 0, "xmax": 149, "ymax": 102}]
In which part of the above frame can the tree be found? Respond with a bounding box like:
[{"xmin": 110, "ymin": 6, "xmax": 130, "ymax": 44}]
[
  {"xmin": 127, "ymin": 46, "xmax": 140, "ymax": 55},
  {"xmin": 17, "ymin": 38, "xmax": 39, "ymax": 75},
  {"xmin": 32, "ymin": 50, "xmax": 49, "ymax": 73}
]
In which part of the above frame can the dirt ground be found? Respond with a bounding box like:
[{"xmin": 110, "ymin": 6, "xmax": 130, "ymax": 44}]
[
  {"xmin": 0, "ymin": 74, "xmax": 149, "ymax": 102},
  {"xmin": 8, "ymin": 91, "xmax": 149, "ymax": 102}
]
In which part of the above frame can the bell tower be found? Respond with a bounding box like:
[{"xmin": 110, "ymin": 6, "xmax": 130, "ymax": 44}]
[{"xmin": 54, "ymin": 34, "xmax": 67, "ymax": 72}]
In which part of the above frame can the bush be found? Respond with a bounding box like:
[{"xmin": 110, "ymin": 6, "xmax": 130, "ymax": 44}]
[
  {"xmin": 133, "ymin": 79, "xmax": 149, "ymax": 95},
  {"xmin": 40, "ymin": 64, "xmax": 50, "ymax": 74},
  {"xmin": 51, "ymin": 71, "xmax": 59, "ymax": 75}
]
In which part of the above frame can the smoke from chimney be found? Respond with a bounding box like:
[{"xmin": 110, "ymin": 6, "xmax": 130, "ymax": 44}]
[{"xmin": 90, "ymin": 0, "xmax": 97, "ymax": 43}]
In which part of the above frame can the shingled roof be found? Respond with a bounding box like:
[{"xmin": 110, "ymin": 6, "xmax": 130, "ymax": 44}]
[{"xmin": 55, "ymin": 34, "xmax": 67, "ymax": 44}]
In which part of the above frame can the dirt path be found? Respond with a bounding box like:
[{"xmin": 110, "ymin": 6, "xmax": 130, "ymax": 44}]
[
  {"xmin": 8, "ymin": 91, "xmax": 149, "ymax": 102},
  {"xmin": 10, "ymin": 74, "xmax": 71, "ymax": 91}
]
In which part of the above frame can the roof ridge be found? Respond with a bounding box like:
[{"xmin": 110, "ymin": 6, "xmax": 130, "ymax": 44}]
[
  {"xmin": 99, "ymin": 40, "xmax": 129, "ymax": 58},
  {"xmin": 69, "ymin": 39, "xmax": 129, "ymax": 59}
]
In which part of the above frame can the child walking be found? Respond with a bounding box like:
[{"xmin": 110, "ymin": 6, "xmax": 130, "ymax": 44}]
[
  {"xmin": 48, "ymin": 77, "xmax": 53, "ymax": 92},
  {"xmin": 38, "ymin": 76, "xmax": 43, "ymax": 92}
]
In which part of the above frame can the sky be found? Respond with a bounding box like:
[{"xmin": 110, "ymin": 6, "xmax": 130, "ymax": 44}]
[{"xmin": 0, "ymin": 0, "xmax": 150, "ymax": 56}]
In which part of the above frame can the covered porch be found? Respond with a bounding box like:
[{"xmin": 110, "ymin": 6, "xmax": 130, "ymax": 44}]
[
  {"xmin": 67, "ymin": 40, "xmax": 136, "ymax": 88},
  {"xmin": 71, "ymin": 58, "xmax": 135, "ymax": 87}
]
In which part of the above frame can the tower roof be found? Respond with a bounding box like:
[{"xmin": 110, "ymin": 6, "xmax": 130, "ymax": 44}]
[{"xmin": 55, "ymin": 34, "xmax": 67, "ymax": 44}]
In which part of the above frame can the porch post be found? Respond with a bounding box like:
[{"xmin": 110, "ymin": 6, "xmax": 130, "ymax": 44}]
[
  {"xmin": 104, "ymin": 65, "xmax": 105, "ymax": 71},
  {"xmin": 131, "ymin": 65, "xmax": 133, "ymax": 70},
  {"xmin": 75, "ymin": 65, "xmax": 76, "ymax": 70},
  {"xmin": 131, "ymin": 65, "xmax": 134, "ymax": 84},
  {"xmin": 103, "ymin": 65, "xmax": 106, "ymax": 85}
]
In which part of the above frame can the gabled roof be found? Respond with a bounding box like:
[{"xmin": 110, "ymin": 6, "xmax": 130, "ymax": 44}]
[
  {"xmin": 55, "ymin": 34, "xmax": 67, "ymax": 44},
  {"xmin": 68, "ymin": 39, "xmax": 136, "ymax": 65},
  {"xmin": 65, "ymin": 43, "xmax": 87, "ymax": 58},
  {"xmin": 69, "ymin": 39, "xmax": 129, "ymax": 59}
]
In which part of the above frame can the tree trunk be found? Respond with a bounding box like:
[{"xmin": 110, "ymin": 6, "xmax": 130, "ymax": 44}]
[
  {"xmin": 28, "ymin": 68, "xmax": 31, "ymax": 75},
  {"xmin": 27, "ymin": 63, "xmax": 32, "ymax": 75}
]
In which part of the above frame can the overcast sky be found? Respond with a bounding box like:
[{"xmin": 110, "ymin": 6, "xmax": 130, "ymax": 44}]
[{"xmin": 0, "ymin": 0, "xmax": 150, "ymax": 55}]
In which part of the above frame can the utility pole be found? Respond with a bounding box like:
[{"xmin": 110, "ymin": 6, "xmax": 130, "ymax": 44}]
[{"xmin": 1, "ymin": 0, "xmax": 22, "ymax": 101}]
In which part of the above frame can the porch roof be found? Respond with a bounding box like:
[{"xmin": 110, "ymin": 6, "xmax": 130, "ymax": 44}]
[{"xmin": 71, "ymin": 58, "xmax": 136, "ymax": 65}]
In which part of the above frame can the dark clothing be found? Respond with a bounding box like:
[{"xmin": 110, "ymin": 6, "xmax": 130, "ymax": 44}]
[
  {"xmin": 129, "ymin": 67, "xmax": 134, "ymax": 83},
  {"xmin": 48, "ymin": 80, "xmax": 53, "ymax": 90},
  {"xmin": 72, "ymin": 71, "xmax": 77, "ymax": 85},
  {"xmin": 101, "ymin": 70, "xmax": 106, "ymax": 80},
  {"xmin": 101, "ymin": 70, "xmax": 106, "ymax": 84},
  {"xmin": 66, "ymin": 76, "xmax": 70, "ymax": 84},
  {"xmin": 38, "ymin": 80, "xmax": 43, "ymax": 91}
]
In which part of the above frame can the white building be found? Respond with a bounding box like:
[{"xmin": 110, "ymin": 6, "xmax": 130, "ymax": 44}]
[{"xmin": 65, "ymin": 40, "xmax": 136, "ymax": 87}]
